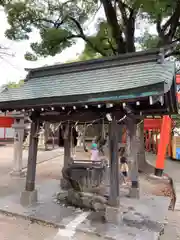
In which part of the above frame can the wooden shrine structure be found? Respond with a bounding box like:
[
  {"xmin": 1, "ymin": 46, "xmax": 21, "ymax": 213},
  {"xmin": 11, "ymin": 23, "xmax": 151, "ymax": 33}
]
[{"xmin": 0, "ymin": 48, "xmax": 177, "ymax": 206}]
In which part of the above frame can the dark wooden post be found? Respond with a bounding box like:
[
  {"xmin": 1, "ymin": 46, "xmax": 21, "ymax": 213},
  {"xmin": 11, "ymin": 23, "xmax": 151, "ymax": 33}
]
[
  {"xmin": 108, "ymin": 118, "xmax": 119, "ymax": 206},
  {"xmin": 127, "ymin": 118, "xmax": 139, "ymax": 198},
  {"xmin": 64, "ymin": 123, "xmax": 71, "ymax": 168},
  {"xmin": 137, "ymin": 120, "xmax": 146, "ymax": 172},
  {"xmin": 20, "ymin": 117, "xmax": 40, "ymax": 206},
  {"xmin": 44, "ymin": 122, "xmax": 50, "ymax": 151},
  {"xmin": 61, "ymin": 123, "xmax": 72, "ymax": 189},
  {"xmin": 25, "ymin": 119, "xmax": 40, "ymax": 191}
]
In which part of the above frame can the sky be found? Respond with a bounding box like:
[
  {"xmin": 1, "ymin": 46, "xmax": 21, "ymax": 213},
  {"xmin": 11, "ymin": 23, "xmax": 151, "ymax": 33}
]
[
  {"xmin": 0, "ymin": 8, "xmax": 157, "ymax": 86},
  {"xmin": 0, "ymin": 11, "xmax": 86, "ymax": 86}
]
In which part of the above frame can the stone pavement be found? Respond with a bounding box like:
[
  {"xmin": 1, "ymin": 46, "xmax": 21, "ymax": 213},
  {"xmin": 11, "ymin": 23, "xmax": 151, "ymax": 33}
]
[
  {"xmin": 0, "ymin": 150, "xmax": 170, "ymax": 240},
  {"xmin": 0, "ymin": 213, "xmax": 104, "ymax": 240},
  {"xmin": 146, "ymin": 152, "xmax": 180, "ymax": 239},
  {"xmin": 146, "ymin": 152, "xmax": 180, "ymax": 210},
  {"xmin": 0, "ymin": 148, "xmax": 171, "ymax": 240},
  {"xmin": 0, "ymin": 146, "xmax": 64, "ymax": 198},
  {"xmin": 0, "ymin": 178, "xmax": 170, "ymax": 240},
  {"xmin": 0, "ymin": 145, "xmax": 64, "ymax": 175}
]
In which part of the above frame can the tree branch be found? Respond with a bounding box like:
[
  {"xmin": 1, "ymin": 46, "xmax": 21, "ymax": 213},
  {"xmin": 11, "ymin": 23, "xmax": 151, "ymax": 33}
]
[
  {"xmin": 100, "ymin": 36, "xmax": 117, "ymax": 55},
  {"xmin": 156, "ymin": 14, "xmax": 164, "ymax": 37},
  {"xmin": 107, "ymin": 38, "xmax": 117, "ymax": 54},
  {"xmin": 125, "ymin": 8, "xmax": 136, "ymax": 52},
  {"xmin": 68, "ymin": 16, "xmax": 107, "ymax": 56},
  {"xmin": 100, "ymin": 0, "xmax": 126, "ymax": 54},
  {"xmin": 36, "ymin": 14, "xmax": 108, "ymax": 56},
  {"xmin": 162, "ymin": 0, "xmax": 180, "ymax": 39},
  {"xmin": 117, "ymin": 0, "xmax": 128, "ymax": 25}
]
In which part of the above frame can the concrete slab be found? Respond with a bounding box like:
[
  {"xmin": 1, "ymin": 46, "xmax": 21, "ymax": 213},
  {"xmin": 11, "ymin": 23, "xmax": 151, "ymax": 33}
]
[{"xmin": 0, "ymin": 179, "xmax": 169, "ymax": 240}]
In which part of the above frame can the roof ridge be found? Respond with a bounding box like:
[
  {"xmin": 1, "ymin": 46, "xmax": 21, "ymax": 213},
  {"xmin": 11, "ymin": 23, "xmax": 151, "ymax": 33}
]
[
  {"xmin": 26, "ymin": 48, "xmax": 168, "ymax": 81},
  {"xmin": 29, "ymin": 49, "xmax": 160, "ymax": 71}
]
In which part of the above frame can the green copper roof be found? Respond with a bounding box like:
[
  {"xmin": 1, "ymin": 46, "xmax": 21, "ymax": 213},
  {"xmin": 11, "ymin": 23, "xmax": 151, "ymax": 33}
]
[{"xmin": 0, "ymin": 60, "xmax": 175, "ymax": 104}]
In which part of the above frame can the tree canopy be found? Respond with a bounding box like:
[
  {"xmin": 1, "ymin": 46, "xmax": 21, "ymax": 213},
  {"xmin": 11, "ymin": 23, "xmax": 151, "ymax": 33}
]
[
  {"xmin": 1, "ymin": 0, "xmax": 180, "ymax": 60},
  {"xmin": 2, "ymin": 79, "xmax": 24, "ymax": 89}
]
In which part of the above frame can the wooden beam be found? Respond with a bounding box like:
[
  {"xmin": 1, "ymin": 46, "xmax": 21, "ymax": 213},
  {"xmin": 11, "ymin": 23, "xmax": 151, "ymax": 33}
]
[
  {"xmin": 40, "ymin": 112, "xmax": 103, "ymax": 123},
  {"xmin": 39, "ymin": 108, "xmax": 127, "ymax": 123}
]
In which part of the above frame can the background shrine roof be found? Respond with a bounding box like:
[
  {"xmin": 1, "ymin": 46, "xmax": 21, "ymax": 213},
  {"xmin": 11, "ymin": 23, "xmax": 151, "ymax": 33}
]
[{"xmin": 0, "ymin": 48, "xmax": 176, "ymax": 107}]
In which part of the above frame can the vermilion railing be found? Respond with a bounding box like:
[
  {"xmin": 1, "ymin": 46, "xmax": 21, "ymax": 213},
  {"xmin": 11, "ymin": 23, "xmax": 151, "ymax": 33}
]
[{"xmin": 0, "ymin": 116, "xmax": 14, "ymax": 128}]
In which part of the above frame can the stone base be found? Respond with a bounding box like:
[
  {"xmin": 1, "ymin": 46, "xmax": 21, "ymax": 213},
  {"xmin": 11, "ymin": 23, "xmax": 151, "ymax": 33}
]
[
  {"xmin": 56, "ymin": 190, "xmax": 68, "ymax": 202},
  {"xmin": 10, "ymin": 170, "xmax": 25, "ymax": 178},
  {"xmin": 105, "ymin": 206, "xmax": 122, "ymax": 224},
  {"xmin": 155, "ymin": 168, "xmax": 163, "ymax": 177},
  {"xmin": 128, "ymin": 188, "xmax": 140, "ymax": 198},
  {"xmin": 20, "ymin": 189, "xmax": 38, "ymax": 206},
  {"xmin": 148, "ymin": 174, "xmax": 169, "ymax": 184},
  {"xmin": 60, "ymin": 178, "xmax": 71, "ymax": 190}
]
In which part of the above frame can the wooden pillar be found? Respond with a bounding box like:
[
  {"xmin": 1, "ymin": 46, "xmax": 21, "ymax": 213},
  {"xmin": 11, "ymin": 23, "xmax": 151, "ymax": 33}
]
[
  {"xmin": 64, "ymin": 123, "xmax": 71, "ymax": 168},
  {"xmin": 108, "ymin": 118, "xmax": 119, "ymax": 206},
  {"xmin": 44, "ymin": 122, "xmax": 50, "ymax": 151},
  {"xmin": 20, "ymin": 117, "xmax": 40, "ymax": 206},
  {"xmin": 145, "ymin": 131, "xmax": 148, "ymax": 151},
  {"xmin": 148, "ymin": 131, "xmax": 151, "ymax": 152},
  {"xmin": 25, "ymin": 119, "xmax": 40, "ymax": 191},
  {"xmin": 127, "ymin": 118, "xmax": 139, "ymax": 198},
  {"xmin": 155, "ymin": 116, "xmax": 172, "ymax": 176},
  {"xmin": 61, "ymin": 123, "xmax": 72, "ymax": 189},
  {"xmin": 155, "ymin": 131, "xmax": 158, "ymax": 154},
  {"xmin": 136, "ymin": 120, "xmax": 146, "ymax": 172}
]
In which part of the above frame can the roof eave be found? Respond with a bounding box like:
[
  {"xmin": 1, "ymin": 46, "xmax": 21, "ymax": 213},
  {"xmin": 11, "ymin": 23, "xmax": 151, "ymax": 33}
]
[{"xmin": 0, "ymin": 82, "xmax": 165, "ymax": 111}]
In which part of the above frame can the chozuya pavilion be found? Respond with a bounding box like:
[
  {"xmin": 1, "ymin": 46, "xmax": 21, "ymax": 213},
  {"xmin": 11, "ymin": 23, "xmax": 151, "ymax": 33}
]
[{"xmin": 0, "ymin": 47, "xmax": 177, "ymax": 207}]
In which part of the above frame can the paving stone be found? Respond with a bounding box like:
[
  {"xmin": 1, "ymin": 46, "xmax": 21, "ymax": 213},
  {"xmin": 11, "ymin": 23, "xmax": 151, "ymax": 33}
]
[{"xmin": 0, "ymin": 179, "xmax": 169, "ymax": 240}]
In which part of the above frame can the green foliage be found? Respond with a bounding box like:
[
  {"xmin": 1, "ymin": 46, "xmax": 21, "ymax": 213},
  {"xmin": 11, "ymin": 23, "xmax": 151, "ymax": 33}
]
[
  {"xmin": 137, "ymin": 32, "xmax": 160, "ymax": 50},
  {"xmin": 3, "ymin": 79, "xmax": 24, "ymax": 88},
  {"xmin": 82, "ymin": 21, "xmax": 117, "ymax": 58},
  {"xmin": 1, "ymin": 0, "xmax": 180, "ymax": 60},
  {"xmin": 24, "ymin": 52, "xmax": 37, "ymax": 61},
  {"xmin": 137, "ymin": 0, "xmax": 175, "ymax": 20}
]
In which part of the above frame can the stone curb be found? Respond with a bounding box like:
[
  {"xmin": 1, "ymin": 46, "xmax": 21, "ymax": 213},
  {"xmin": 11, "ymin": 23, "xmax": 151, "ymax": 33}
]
[
  {"xmin": 0, "ymin": 207, "xmax": 165, "ymax": 240},
  {"xmin": 0, "ymin": 208, "xmax": 107, "ymax": 239},
  {"xmin": 147, "ymin": 174, "xmax": 169, "ymax": 184}
]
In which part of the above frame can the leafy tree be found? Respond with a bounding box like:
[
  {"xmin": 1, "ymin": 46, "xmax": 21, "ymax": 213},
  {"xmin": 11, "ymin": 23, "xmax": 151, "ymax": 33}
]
[
  {"xmin": 2, "ymin": 79, "xmax": 24, "ymax": 88},
  {"xmin": 1, "ymin": 0, "xmax": 180, "ymax": 61}
]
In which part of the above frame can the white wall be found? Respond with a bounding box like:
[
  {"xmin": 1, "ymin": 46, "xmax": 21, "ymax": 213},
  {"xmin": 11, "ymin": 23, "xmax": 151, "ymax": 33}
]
[
  {"xmin": 5, "ymin": 128, "xmax": 14, "ymax": 138},
  {"xmin": 0, "ymin": 127, "xmax": 14, "ymax": 139},
  {"xmin": 0, "ymin": 128, "xmax": 4, "ymax": 138}
]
